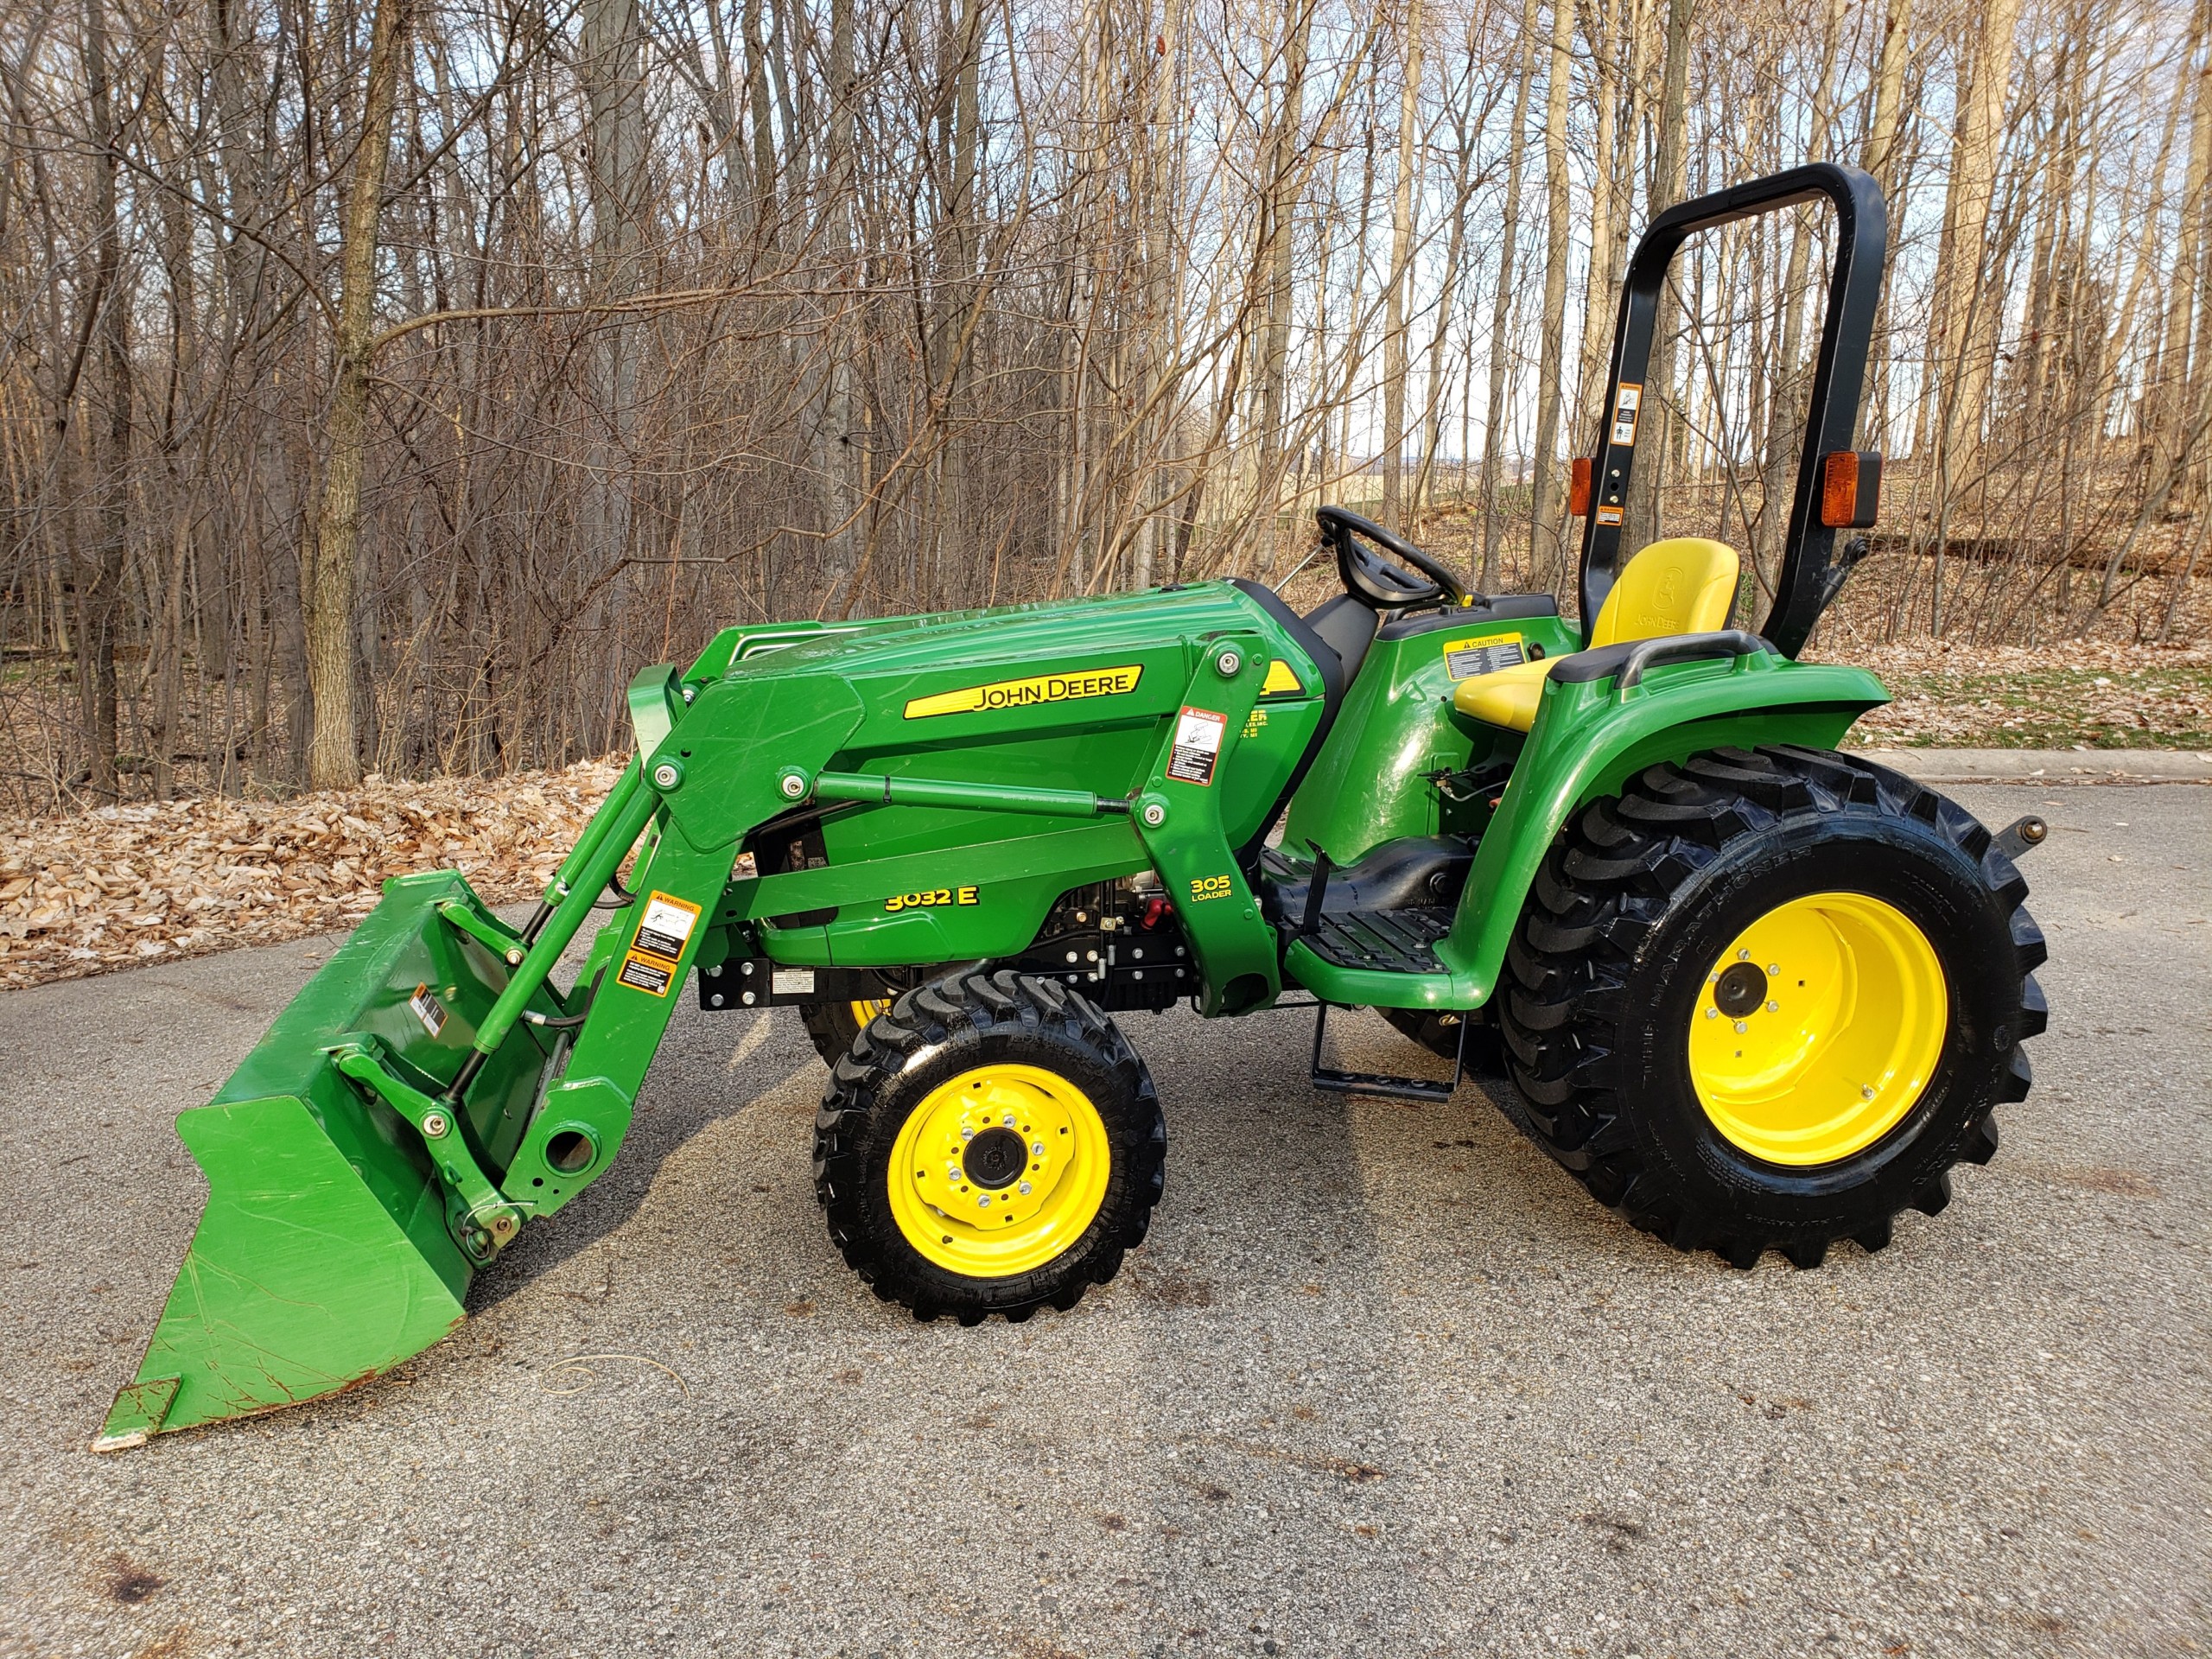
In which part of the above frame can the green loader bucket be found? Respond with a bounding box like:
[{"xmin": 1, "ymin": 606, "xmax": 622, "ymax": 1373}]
[{"xmin": 95, "ymin": 872, "xmax": 563, "ymax": 1451}]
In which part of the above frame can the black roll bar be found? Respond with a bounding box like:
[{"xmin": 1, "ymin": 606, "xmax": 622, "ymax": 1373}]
[{"xmin": 1576, "ymin": 162, "xmax": 1888, "ymax": 659}]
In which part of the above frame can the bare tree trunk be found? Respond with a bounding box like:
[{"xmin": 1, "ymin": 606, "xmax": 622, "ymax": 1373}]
[
  {"xmin": 1255, "ymin": 0, "xmax": 1315, "ymax": 567},
  {"xmin": 303, "ymin": 0, "xmax": 411, "ymax": 791},
  {"xmin": 2147, "ymin": 3, "xmax": 2212, "ymax": 500},
  {"xmin": 1377, "ymin": 0, "xmax": 1424, "ymax": 533},
  {"xmin": 75, "ymin": 0, "xmax": 130, "ymax": 801},
  {"xmin": 1573, "ymin": 0, "xmax": 1622, "ymax": 448},
  {"xmin": 580, "ymin": 0, "xmax": 648, "ymax": 747},
  {"xmin": 1479, "ymin": 10, "xmax": 1538, "ymax": 589},
  {"xmin": 1528, "ymin": 0, "xmax": 1574, "ymax": 588},
  {"xmin": 1624, "ymin": 0, "xmax": 1692, "ymax": 557},
  {"xmin": 1925, "ymin": 0, "xmax": 2026, "ymax": 636}
]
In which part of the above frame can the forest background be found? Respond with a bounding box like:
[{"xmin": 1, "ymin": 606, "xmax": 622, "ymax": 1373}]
[{"xmin": 4, "ymin": 0, "xmax": 2211, "ymax": 819}]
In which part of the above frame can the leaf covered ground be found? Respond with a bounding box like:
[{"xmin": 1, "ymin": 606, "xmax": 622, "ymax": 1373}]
[
  {"xmin": 1811, "ymin": 639, "xmax": 2212, "ymax": 750},
  {"xmin": 0, "ymin": 759, "xmax": 624, "ymax": 991}
]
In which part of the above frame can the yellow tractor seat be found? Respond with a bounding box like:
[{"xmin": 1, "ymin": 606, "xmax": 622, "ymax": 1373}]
[{"xmin": 1452, "ymin": 537, "xmax": 1741, "ymax": 732}]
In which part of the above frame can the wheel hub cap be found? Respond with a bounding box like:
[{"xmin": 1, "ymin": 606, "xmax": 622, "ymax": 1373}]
[
  {"xmin": 1688, "ymin": 891, "xmax": 1948, "ymax": 1166},
  {"xmin": 887, "ymin": 1064, "xmax": 1111, "ymax": 1276}
]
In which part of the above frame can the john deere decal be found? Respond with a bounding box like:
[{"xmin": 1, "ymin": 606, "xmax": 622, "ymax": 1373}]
[{"xmin": 904, "ymin": 664, "xmax": 1142, "ymax": 719}]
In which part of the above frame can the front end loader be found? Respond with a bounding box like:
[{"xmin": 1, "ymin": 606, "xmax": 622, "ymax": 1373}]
[{"xmin": 97, "ymin": 163, "xmax": 2047, "ymax": 1450}]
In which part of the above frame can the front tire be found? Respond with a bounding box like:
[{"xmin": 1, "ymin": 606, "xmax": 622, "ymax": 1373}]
[
  {"xmin": 1500, "ymin": 746, "xmax": 2046, "ymax": 1269},
  {"xmin": 799, "ymin": 997, "xmax": 893, "ymax": 1065},
  {"xmin": 814, "ymin": 970, "xmax": 1165, "ymax": 1321}
]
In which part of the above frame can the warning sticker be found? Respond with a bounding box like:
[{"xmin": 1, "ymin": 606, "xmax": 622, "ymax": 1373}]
[
  {"xmin": 1609, "ymin": 383, "xmax": 1643, "ymax": 448},
  {"xmin": 632, "ymin": 892, "xmax": 702, "ymax": 963},
  {"xmin": 1443, "ymin": 633, "xmax": 1526, "ymax": 681},
  {"xmin": 617, "ymin": 954, "xmax": 674, "ymax": 997},
  {"xmin": 1166, "ymin": 706, "xmax": 1228, "ymax": 785},
  {"xmin": 1595, "ymin": 505, "xmax": 1624, "ymax": 527},
  {"xmin": 409, "ymin": 982, "xmax": 448, "ymax": 1038},
  {"xmin": 772, "ymin": 967, "xmax": 817, "ymax": 996}
]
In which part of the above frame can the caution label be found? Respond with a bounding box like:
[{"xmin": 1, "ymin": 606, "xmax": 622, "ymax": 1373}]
[
  {"xmin": 409, "ymin": 982, "xmax": 448, "ymax": 1038},
  {"xmin": 633, "ymin": 892, "xmax": 702, "ymax": 961},
  {"xmin": 617, "ymin": 954, "xmax": 674, "ymax": 996},
  {"xmin": 904, "ymin": 664, "xmax": 1142, "ymax": 719},
  {"xmin": 1261, "ymin": 658, "xmax": 1305, "ymax": 696},
  {"xmin": 1609, "ymin": 383, "xmax": 1643, "ymax": 448},
  {"xmin": 1443, "ymin": 633, "xmax": 1526, "ymax": 681},
  {"xmin": 1166, "ymin": 706, "xmax": 1228, "ymax": 785}
]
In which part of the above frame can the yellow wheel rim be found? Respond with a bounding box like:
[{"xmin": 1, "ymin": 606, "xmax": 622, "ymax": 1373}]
[
  {"xmin": 850, "ymin": 998, "xmax": 891, "ymax": 1029},
  {"xmin": 887, "ymin": 1064, "xmax": 1111, "ymax": 1277},
  {"xmin": 1688, "ymin": 891, "xmax": 1948, "ymax": 1166}
]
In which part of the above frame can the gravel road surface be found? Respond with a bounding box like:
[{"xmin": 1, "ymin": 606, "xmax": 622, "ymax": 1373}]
[{"xmin": 2, "ymin": 783, "xmax": 2206, "ymax": 1659}]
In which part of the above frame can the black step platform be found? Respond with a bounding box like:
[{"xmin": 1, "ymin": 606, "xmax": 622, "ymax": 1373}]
[{"xmin": 1303, "ymin": 906, "xmax": 1452, "ymax": 974}]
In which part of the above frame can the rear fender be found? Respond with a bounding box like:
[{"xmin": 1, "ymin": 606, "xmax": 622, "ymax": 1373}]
[{"xmin": 1438, "ymin": 652, "xmax": 1888, "ymax": 1006}]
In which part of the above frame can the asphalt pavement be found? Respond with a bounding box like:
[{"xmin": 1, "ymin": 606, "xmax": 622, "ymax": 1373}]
[{"xmin": 1, "ymin": 783, "xmax": 2206, "ymax": 1659}]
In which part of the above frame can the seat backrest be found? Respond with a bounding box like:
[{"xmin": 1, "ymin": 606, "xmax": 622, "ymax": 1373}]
[
  {"xmin": 1300, "ymin": 593, "xmax": 1383, "ymax": 684},
  {"xmin": 1588, "ymin": 537, "xmax": 1739, "ymax": 647}
]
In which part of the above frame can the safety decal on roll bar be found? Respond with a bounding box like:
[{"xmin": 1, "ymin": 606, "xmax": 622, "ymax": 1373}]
[
  {"xmin": 1610, "ymin": 383, "xmax": 1643, "ymax": 448},
  {"xmin": 1166, "ymin": 706, "xmax": 1228, "ymax": 785}
]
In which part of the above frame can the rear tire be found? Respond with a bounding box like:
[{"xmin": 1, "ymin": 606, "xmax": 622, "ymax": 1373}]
[
  {"xmin": 814, "ymin": 970, "xmax": 1165, "ymax": 1321},
  {"xmin": 1499, "ymin": 746, "xmax": 2045, "ymax": 1269}
]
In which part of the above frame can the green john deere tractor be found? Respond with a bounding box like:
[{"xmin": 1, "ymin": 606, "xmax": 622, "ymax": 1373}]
[{"xmin": 97, "ymin": 163, "xmax": 2046, "ymax": 1451}]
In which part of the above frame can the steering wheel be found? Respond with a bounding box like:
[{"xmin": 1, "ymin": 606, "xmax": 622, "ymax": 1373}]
[{"xmin": 1314, "ymin": 505, "xmax": 1474, "ymax": 611}]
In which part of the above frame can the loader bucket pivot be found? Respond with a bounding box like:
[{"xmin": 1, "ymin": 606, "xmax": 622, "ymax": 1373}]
[{"xmin": 95, "ymin": 872, "xmax": 568, "ymax": 1450}]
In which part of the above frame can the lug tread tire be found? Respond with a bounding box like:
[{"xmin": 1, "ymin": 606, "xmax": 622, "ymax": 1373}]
[
  {"xmin": 1499, "ymin": 745, "xmax": 2044, "ymax": 1271},
  {"xmin": 813, "ymin": 969, "xmax": 1164, "ymax": 1322}
]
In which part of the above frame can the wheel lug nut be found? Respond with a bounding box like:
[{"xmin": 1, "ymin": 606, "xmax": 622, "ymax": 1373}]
[
  {"xmin": 1032, "ymin": 1141, "xmax": 1045, "ymax": 1156},
  {"xmin": 961, "ymin": 1126, "xmax": 975, "ymax": 1140},
  {"xmin": 1766, "ymin": 1000, "xmax": 1779, "ymax": 1013},
  {"xmin": 1018, "ymin": 1181, "xmax": 1033, "ymax": 1195},
  {"xmin": 1705, "ymin": 1008, "xmax": 1718, "ymax": 1020},
  {"xmin": 1733, "ymin": 1020, "xmax": 1748, "ymax": 1033},
  {"xmin": 1861, "ymin": 1084, "xmax": 1877, "ymax": 1100},
  {"xmin": 978, "ymin": 1195, "xmax": 992, "ymax": 1208}
]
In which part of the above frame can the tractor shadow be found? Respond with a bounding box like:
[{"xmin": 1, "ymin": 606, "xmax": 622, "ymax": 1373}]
[{"xmin": 463, "ymin": 996, "xmax": 823, "ymax": 1317}]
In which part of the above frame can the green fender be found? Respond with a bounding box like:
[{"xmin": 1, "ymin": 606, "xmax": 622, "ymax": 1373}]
[{"xmin": 1283, "ymin": 651, "xmax": 1889, "ymax": 1011}]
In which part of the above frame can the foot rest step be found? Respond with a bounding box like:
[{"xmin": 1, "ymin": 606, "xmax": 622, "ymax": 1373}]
[{"xmin": 1308, "ymin": 1002, "xmax": 1466, "ymax": 1102}]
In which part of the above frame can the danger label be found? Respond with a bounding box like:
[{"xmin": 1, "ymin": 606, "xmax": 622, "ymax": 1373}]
[
  {"xmin": 905, "ymin": 664, "xmax": 1142, "ymax": 719},
  {"xmin": 1610, "ymin": 383, "xmax": 1643, "ymax": 448},
  {"xmin": 617, "ymin": 954, "xmax": 674, "ymax": 997},
  {"xmin": 1443, "ymin": 634, "xmax": 1526, "ymax": 681},
  {"xmin": 409, "ymin": 982, "xmax": 448, "ymax": 1038},
  {"xmin": 1166, "ymin": 706, "xmax": 1228, "ymax": 785},
  {"xmin": 632, "ymin": 892, "xmax": 701, "ymax": 963}
]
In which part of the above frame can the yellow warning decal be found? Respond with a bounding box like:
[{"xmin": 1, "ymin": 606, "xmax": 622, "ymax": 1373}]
[
  {"xmin": 1261, "ymin": 658, "xmax": 1305, "ymax": 696},
  {"xmin": 903, "ymin": 664, "xmax": 1142, "ymax": 719}
]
